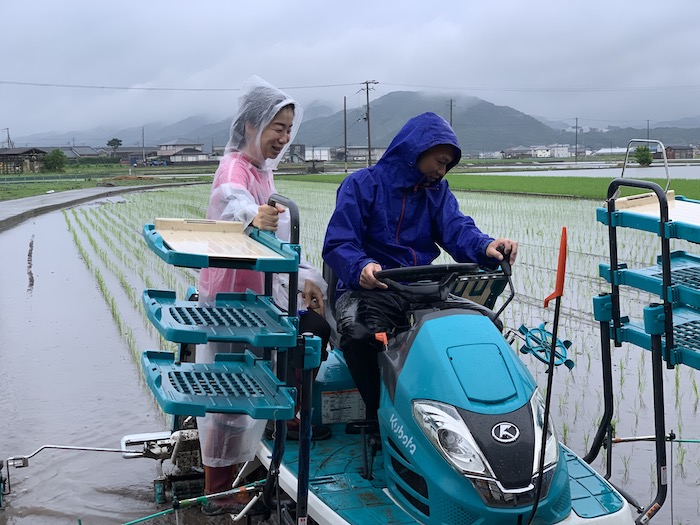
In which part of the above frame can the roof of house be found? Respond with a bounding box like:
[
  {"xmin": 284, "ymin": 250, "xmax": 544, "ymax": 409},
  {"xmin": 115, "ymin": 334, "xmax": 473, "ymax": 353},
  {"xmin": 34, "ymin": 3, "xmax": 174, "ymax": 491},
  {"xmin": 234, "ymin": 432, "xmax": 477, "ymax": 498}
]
[
  {"xmin": 51, "ymin": 146, "xmax": 100, "ymax": 158},
  {"xmin": 158, "ymin": 138, "xmax": 203, "ymax": 147},
  {"xmin": 168, "ymin": 147, "xmax": 208, "ymax": 155},
  {"xmin": 70, "ymin": 146, "xmax": 101, "ymax": 156},
  {"xmin": 0, "ymin": 147, "xmax": 49, "ymax": 155}
]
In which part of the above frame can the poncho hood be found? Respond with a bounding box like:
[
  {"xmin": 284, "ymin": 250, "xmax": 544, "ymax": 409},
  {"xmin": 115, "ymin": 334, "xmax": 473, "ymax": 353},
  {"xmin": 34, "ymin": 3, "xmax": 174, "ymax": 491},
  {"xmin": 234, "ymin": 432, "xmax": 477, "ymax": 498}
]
[{"xmin": 376, "ymin": 112, "xmax": 462, "ymax": 188}]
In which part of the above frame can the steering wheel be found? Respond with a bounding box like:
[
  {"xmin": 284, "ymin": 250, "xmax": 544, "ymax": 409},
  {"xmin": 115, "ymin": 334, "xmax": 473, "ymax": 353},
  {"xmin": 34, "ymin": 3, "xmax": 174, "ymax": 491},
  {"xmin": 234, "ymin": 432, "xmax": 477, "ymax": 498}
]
[{"xmin": 375, "ymin": 263, "xmax": 480, "ymax": 302}]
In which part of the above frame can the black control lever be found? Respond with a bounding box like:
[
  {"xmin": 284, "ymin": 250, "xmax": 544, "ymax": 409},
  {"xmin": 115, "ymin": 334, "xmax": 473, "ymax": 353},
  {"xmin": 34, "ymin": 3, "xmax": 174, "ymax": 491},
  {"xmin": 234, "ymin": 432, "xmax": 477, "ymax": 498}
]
[{"xmin": 497, "ymin": 244, "xmax": 512, "ymax": 277}]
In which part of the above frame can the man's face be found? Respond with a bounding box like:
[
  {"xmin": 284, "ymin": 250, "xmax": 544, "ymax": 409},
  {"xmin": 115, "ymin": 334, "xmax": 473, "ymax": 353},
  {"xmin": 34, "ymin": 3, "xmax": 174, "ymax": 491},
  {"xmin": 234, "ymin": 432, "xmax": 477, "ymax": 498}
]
[
  {"xmin": 417, "ymin": 144, "xmax": 454, "ymax": 185},
  {"xmin": 260, "ymin": 106, "xmax": 294, "ymax": 160}
]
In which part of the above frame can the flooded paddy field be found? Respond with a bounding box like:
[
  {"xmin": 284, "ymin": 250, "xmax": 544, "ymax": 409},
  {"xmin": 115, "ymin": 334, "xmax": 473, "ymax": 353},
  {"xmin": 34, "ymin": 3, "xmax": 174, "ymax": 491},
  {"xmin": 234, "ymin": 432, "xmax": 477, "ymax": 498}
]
[{"xmin": 1, "ymin": 181, "xmax": 699, "ymax": 523}]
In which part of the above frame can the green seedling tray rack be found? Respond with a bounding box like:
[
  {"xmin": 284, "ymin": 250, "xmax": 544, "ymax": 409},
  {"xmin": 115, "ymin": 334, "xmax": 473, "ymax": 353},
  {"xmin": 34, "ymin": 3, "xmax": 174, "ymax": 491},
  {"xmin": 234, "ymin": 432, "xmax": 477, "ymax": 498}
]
[{"xmin": 143, "ymin": 222, "xmax": 299, "ymax": 271}]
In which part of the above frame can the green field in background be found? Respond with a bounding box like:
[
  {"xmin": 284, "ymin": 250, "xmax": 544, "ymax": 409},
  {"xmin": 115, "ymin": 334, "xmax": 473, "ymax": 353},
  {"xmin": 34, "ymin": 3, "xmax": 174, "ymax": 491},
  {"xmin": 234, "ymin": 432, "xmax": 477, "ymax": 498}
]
[{"xmin": 2, "ymin": 170, "xmax": 698, "ymax": 202}]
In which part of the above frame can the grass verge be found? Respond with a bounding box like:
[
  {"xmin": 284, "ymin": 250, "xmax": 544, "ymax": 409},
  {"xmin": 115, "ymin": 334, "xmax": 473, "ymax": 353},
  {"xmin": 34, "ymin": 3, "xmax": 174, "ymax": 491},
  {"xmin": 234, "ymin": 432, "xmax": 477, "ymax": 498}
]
[
  {"xmin": 3, "ymin": 171, "xmax": 698, "ymax": 202},
  {"xmin": 0, "ymin": 175, "xmax": 213, "ymax": 201},
  {"xmin": 278, "ymin": 173, "xmax": 700, "ymax": 201}
]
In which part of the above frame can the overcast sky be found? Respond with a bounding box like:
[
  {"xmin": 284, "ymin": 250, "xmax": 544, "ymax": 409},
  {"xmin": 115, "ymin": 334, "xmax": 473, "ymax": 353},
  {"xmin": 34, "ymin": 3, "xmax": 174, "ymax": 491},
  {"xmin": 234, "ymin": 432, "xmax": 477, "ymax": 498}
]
[{"xmin": 2, "ymin": 0, "xmax": 699, "ymax": 142}]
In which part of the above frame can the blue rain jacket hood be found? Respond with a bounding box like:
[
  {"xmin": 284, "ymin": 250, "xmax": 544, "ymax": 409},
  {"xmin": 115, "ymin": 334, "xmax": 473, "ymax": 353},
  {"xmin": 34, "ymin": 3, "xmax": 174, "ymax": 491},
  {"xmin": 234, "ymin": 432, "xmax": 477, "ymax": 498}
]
[{"xmin": 323, "ymin": 112, "xmax": 496, "ymax": 296}]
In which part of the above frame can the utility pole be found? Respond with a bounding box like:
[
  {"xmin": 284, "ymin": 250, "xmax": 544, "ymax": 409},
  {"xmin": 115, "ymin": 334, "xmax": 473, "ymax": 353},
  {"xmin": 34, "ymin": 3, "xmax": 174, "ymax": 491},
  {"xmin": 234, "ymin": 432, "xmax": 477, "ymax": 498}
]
[
  {"xmin": 1, "ymin": 128, "xmax": 14, "ymax": 148},
  {"xmin": 343, "ymin": 96, "xmax": 348, "ymax": 173},
  {"xmin": 646, "ymin": 120, "xmax": 650, "ymax": 140},
  {"xmin": 142, "ymin": 126, "xmax": 146, "ymax": 164},
  {"xmin": 448, "ymin": 99, "xmax": 455, "ymax": 126},
  {"xmin": 574, "ymin": 117, "xmax": 578, "ymax": 164},
  {"xmin": 361, "ymin": 80, "xmax": 378, "ymax": 166}
]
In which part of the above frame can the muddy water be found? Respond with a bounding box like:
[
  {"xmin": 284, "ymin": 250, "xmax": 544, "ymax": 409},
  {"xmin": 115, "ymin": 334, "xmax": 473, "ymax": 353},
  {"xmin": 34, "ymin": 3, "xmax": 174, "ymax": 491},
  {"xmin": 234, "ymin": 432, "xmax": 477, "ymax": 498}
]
[{"xmin": 0, "ymin": 212, "xmax": 174, "ymax": 525}]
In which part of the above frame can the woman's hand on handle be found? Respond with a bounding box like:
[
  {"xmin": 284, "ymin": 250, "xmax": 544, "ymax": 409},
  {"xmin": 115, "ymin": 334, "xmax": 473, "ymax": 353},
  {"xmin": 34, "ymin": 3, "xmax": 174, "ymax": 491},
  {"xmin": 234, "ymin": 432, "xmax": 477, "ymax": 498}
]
[{"xmin": 252, "ymin": 203, "xmax": 285, "ymax": 231}]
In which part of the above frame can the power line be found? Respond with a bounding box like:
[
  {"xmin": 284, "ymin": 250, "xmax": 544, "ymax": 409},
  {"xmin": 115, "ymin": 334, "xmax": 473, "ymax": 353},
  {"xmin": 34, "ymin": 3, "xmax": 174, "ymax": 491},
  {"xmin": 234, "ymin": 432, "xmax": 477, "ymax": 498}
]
[
  {"xmin": 6, "ymin": 79, "xmax": 697, "ymax": 95},
  {"xmin": 0, "ymin": 79, "xmax": 360, "ymax": 92},
  {"xmin": 382, "ymin": 82, "xmax": 700, "ymax": 93}
]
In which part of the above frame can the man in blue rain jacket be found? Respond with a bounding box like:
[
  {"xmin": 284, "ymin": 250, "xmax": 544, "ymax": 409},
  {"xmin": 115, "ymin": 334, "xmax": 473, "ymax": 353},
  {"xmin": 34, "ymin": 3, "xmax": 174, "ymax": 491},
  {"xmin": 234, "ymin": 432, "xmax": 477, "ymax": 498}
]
[{"xmin": 322, "ymin": 112, "xmax": 518, "ymax": 420}]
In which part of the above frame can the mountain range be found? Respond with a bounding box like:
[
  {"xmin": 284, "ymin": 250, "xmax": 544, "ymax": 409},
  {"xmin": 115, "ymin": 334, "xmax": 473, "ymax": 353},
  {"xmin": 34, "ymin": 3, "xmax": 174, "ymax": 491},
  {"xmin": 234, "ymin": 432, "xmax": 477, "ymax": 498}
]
[{"xmin": 14, "ymin": 92, "xmax": 700, "ymax": 155}]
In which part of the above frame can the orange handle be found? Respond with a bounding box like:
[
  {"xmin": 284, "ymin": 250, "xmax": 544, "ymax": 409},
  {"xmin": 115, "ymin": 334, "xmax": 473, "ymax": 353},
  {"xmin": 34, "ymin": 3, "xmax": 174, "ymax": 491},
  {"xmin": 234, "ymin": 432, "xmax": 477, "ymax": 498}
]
[{"xmin": 544, "ymin": 227, "xmax": 567, "ymax": 308}]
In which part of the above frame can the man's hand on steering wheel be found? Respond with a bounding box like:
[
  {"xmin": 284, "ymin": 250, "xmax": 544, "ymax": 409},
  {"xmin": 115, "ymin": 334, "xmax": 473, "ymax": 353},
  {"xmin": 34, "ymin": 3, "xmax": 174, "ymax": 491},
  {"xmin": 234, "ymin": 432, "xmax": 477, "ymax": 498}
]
[
  {"xmin": 486, "ymin": 238, "xmax": 518, "ymax": 263},
  {"xmin": 360, "ymin": 262, "xmax": 388, "ymax": 290}
]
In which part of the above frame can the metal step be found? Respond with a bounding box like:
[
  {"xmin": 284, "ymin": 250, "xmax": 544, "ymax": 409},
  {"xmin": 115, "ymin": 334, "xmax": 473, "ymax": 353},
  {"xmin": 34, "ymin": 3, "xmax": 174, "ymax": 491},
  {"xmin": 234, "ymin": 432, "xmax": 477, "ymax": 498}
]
[
  {"xmin": 600, "ymin": 250, "xmax": 700, "ymax": 309},
  {"xmin": 612, "ymin": 305, "xmax": 700, "ymax": 370},
  {"xmin": 144, "ymin": 289, "xmax": 297, "ymax": 346},
  {"xmin": 142, "ymin": 350, "xmax": 295, "ymax": 419}
]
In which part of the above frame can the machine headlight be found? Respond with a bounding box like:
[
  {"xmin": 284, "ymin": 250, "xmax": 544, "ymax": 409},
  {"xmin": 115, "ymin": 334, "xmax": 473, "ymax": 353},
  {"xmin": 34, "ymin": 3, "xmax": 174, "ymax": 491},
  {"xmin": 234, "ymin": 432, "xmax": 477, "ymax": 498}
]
[
  {"xmin": 413, "ymin": 400, "xmax": 494, "ymax": 477},
  {"xmin": 531, "ymin": 389, "xmax": 559, "ymax": 472}
]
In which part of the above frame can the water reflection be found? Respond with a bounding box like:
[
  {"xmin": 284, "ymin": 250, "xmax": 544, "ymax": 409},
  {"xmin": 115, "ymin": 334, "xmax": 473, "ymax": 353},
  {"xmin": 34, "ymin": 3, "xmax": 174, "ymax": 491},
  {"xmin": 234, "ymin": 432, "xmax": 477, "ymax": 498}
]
[
  {"xmin": 469, "ymin": 164, "xmax": 700, "ymax": 179},
  {"xmin": 0, "ymin": 213, "xmax": 169, "ymax": 525}
]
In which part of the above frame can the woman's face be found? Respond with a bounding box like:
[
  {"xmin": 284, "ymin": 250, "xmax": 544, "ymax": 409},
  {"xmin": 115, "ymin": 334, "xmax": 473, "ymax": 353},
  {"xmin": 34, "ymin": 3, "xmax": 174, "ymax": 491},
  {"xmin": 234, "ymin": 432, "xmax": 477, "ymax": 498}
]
[{"xmin": 259, "ymin": 106, "xmax": 295, "ymax": 160}]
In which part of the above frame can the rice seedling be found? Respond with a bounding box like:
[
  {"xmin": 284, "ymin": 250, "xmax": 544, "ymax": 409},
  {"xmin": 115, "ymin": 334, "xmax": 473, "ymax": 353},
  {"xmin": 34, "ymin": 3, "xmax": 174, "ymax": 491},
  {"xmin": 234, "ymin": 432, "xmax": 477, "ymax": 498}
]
[
  {"xmin": 621, "ymin": 454, "xmax": 631, "ymax": 484},
  {"xmin": 560, "ymin": 421, "xmax": 569, "ymax": 446},
  {"xmin": 676, "ymin": 444, "xmax": 687, "ymax": 479}
]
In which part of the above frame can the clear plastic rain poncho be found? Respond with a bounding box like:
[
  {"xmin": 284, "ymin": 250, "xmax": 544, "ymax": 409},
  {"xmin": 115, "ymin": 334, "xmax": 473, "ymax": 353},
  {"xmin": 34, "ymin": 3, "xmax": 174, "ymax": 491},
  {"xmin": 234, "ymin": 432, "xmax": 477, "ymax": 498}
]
[
  {"xmin": 224, "ymin": 75, "xmax": 303, "ymax": 169},
  {"xmin": 196, "ymin": 76, "xmax": 327, "ymax": 466}
]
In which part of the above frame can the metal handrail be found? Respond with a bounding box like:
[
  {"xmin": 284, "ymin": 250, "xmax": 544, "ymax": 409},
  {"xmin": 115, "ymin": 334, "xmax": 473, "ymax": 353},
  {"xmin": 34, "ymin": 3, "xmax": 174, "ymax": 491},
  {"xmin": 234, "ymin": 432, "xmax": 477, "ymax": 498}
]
[{"xmin": 620, "ymin": 139, "xmax": 671, "ymax": 193}]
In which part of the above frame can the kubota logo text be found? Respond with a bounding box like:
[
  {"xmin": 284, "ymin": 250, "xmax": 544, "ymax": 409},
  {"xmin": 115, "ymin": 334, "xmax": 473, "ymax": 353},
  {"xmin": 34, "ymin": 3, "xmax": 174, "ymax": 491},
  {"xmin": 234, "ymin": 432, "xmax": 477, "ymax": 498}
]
[{"xmin": 390, "ymin": 413, "xmax": 417, "ymax": 455}]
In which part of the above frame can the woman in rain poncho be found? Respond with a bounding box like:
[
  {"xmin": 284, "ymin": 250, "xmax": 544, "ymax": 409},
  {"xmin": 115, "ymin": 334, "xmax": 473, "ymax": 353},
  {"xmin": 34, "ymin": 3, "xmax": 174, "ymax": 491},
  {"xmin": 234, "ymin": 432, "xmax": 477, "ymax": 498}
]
[{"xmin": 197, "ymin": 76, "xmax": 330, "ymax": 515}]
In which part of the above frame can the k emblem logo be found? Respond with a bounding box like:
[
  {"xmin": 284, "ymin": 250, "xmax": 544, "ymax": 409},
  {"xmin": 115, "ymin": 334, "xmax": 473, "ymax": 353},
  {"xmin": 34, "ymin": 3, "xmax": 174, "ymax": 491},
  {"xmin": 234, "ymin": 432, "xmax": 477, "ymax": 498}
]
[{"xmin": 491, "ymin": 422, "xmax": 520, "ymax": 443}]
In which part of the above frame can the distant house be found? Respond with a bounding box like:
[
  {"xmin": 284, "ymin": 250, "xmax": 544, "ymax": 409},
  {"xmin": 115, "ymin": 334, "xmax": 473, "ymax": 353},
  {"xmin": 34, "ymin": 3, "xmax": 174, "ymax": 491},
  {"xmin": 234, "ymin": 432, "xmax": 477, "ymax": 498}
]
[
  {"xmin": 0, "ymin": 147, "xmax": 48, "ymax": 174},
  {"xmin": 503, "ymin": 146, "xmax": 530, "ymax": 159},
  {"xmin": 532, "ymin": 145, "xmax": 551, "ymax": 158},
  {"xmin": 665, "ymin": 145, "xmax": 694, "ymax": 160},
  {"xmin": 339, "ymin": 146, "xmax": 386, "ymax": 163},
  {"xmin": 478, "ymin": 151, "xmax": 503, "ymax": 160},
  {"xmin": 592, "ymin": 147, "xmax": 629, "ymax": 156},
  {"xmin": 287, "ymin": 144, "xmax": 305, "ymax": 163},
  {"xmin": 52, "ymin": 146, "xmax": 104, "ymax": 159},
  {"xmin": 569, "ymin": 145, "xmax": 588, "ymax": 157},
  {"xmin": 530, "ymin": 144, "xmax": 570, "ymax": 158},
  {"xmin": 158, "ymin": 138, "xmax": 204, "ymax": 157},
  {"xmin": 156, "ymin": 138, "xmax": 209, "ymax": 164},
  {"xmin": 304, "ymin": 146, "xmax": 331, "ymax": 162},
  {"xmin": 549, "ymin": 144, "xmax": 570, "ymax": 158},
  {"xmin": 110, "ymin": 146, "xmax": 159, "ymax": 165},
  {"xmin": 168, "ymin": 147, "xmax": 209, "ymax": 163}
]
